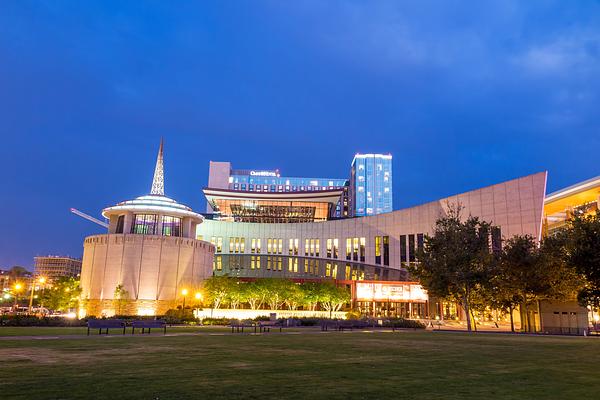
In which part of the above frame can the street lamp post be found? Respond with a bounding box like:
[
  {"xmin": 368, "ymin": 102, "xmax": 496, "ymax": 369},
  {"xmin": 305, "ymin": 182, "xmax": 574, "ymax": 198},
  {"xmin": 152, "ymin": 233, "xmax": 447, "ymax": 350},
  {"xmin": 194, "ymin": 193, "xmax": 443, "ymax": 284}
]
[
  {"xmin": 13, "ymin": 283, "xmax": 22, "ymax": 309},
  {"xmin": 28, "ymin": 276, "xmax": 46, "ymax": 313},
  {"xmin": 181, "ymin": 288, "xmax": 188, "ymax": 309}
]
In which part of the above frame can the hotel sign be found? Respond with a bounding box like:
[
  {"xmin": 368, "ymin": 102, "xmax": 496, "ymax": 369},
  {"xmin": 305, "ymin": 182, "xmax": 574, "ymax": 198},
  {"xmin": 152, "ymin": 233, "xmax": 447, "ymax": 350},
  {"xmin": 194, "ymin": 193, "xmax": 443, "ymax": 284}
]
[
  {"xmin": 250, "ymin": 170, "xmax": 279, "ymax": 177},
  {"xmin": 355, "ymin": 282, "xmax": 428, "ymax": 302}
]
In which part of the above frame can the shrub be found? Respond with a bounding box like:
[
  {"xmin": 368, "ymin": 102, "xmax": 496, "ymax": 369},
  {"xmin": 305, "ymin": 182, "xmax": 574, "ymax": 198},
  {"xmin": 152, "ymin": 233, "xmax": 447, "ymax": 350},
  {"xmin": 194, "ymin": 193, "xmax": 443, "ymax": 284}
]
[
  {"xmin": 388, "ymin": 318, "xmax": 426, "ymax": 329},
  {"xmin": 201, "ymin": 317, "xmax": 231, "ymax": 326},
  {"xmin": 345, "ymin": 311, "xmax": 362, "ymax": 320},
  {"xmin": 163, "ymin": 309, "xmax": 197, "ymax": 324},
  {"xmin": 0, "ymin": 315, "xmax": 86, "ymax": 327}
]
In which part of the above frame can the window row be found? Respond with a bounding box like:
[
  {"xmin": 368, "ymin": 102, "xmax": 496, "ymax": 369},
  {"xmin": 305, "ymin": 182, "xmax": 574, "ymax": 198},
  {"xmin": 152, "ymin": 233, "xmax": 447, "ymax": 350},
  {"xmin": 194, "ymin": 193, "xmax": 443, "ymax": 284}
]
[{"xmin": 127, "ymin": 214, "xmax": 181, "ymax": 237}]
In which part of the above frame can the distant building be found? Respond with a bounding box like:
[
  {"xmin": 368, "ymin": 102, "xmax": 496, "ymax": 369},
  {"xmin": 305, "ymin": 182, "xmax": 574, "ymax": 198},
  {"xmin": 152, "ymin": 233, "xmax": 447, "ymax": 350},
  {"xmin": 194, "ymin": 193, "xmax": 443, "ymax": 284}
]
[
  {"xmin": 34, "ymin": 256, "xmax": 82, "ymax": 281},
  {"xmin": 0, "ymin": 269, "xmax": 10, "ymax": 290},
  {"xmin": 350, "ymin": 154, "xmax": 393, "ymax": 217}
]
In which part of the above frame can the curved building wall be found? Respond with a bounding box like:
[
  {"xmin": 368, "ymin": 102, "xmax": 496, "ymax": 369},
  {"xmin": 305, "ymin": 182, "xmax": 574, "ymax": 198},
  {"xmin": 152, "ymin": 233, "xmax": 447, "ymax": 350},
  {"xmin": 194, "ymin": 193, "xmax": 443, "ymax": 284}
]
[
  {"xmin": 80, "ymin": 234, "xmax": 214, "ymax": 316},
  {"xmin": 197, "ymin": 172, "xmax": 547, "ymax": 277}
]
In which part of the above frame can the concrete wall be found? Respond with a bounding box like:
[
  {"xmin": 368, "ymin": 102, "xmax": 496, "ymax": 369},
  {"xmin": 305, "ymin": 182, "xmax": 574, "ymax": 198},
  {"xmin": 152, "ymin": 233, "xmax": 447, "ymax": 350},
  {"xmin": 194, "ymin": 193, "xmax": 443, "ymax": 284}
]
[
  {"xmin": 80, "ymin": 234, "xmax": 214, "ymax": 316},
  {"xmin": 197, "ymin": 172, "xmax": 548, "ymax": 273}
]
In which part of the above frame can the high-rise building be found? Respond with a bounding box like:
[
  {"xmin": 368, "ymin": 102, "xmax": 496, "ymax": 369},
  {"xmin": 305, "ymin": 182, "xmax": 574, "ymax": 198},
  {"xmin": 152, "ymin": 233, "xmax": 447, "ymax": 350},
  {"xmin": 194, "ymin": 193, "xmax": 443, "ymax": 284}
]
[
  {"xmin": 350, "ymin": 154, "xmax": 393, "ymax": 216},
  {"xmin": 34, "ymin": 256, "xmax": 82, "ymax": 281}
]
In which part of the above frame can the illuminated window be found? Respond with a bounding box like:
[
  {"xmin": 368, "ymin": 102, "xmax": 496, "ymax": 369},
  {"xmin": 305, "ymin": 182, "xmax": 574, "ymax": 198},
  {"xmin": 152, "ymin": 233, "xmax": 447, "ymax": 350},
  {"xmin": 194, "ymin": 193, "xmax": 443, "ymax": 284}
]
[
  {"xmin": 268, "ymin": 238, "xmax": 273, "ymax": 254},
  {"xmin": 211, "ymin": 237, "xmax": 223, "ymax": 253},
  {"xmin": 310, "ymin": 239, "xmax": 315, "ymax": 256},
  {"xmin": 327, "ymin": 239, "xmax": 332, "ymax": 258},
  {"xmin": 346, "ymin": 238, "xmax": 351, "ymax": 260},
  {"xmin": 278, "ymin": 239, "xmax": 283, "ymax": 255},
  {"xmin": 375, "ymin": 236, "xmax": 382, "ymax": 264},
  {"xmin": 240, "ymin": 237, "xmax": 245, "ymax": 253},
  {"xmin": 305, "ymin": 239, "xmax": 309, "ymax": 256},
  {"xmin": 131, "ymin": 214, "xmax": 158, "ymax": 235},
  {"xmin": 353, "ymin": 238, "xmax": 359, "ymax": 261},
  {"xmin": 214, "ymin": 255, "xmax": 222, "ymax": 271},
  {"xmin": 315, "ymin": 239, "xmax": 320, "ymax": 257},
  {"xmin": 256, "ymin": 239, "xmax": 261, "ymax": 254}
]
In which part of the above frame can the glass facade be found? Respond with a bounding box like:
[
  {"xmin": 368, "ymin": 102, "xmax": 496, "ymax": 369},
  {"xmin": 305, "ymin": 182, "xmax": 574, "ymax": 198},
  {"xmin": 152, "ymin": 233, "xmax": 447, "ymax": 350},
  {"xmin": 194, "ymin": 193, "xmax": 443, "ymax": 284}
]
[
  {"xmin": 229, "ymin": 170, "xmax": 347, "ymax": 193},
  {"xmin": 131, "ymin": 214, "xmax": 158, "ymax": 235},
  {"xmin": 351, "ymin": 154, "xmax": 393, "ymax": 216}
]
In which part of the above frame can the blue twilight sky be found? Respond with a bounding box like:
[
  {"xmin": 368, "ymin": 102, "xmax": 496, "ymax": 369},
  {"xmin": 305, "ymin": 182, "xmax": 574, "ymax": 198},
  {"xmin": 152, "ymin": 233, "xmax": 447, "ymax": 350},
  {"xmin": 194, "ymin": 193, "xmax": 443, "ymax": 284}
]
[{"xmin": 1, "ymin": 1, "xmax": 599, "ymax": 269}]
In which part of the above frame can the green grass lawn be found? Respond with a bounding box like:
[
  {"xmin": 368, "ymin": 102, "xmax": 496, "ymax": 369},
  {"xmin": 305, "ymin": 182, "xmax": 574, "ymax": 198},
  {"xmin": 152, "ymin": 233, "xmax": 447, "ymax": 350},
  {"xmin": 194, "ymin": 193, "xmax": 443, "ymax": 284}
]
[
  {"xmin": 0, "ymin": 325, "xmax": 231, "ymax": 337},
  {"xmin": 0, "ymin": 330, "xmax": 598, "ymax": 400}
]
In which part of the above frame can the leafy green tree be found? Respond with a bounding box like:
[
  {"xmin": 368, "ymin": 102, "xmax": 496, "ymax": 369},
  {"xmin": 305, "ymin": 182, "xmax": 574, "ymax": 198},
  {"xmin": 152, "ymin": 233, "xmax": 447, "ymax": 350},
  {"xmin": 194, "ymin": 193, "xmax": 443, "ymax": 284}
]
[
  {"xmin": 301, "ymin": 282, "xmax": 321, "ymax": 311},
  {"xmin": 39, "ymin": 277, "xmax": 81, "ymax": 312},
  {"xmin": 411, "ymin": 204, "xmax": 494, "ymax": 331},
  {"xmin": 245, "ymin": 281, "xmax": 268, "ymax": 310},
  {"xmin": 228, "ymin": 281, "xmax": 247, "ymax": 309},
  {"xmin": 113, "ymin": 284, "xmax": 130, "ymax": 315},
  {"xmin": 282, "ymin": 281, "xmax": 303, "ymax": 310},
  {"xmin": 496, "ymin": 234, "xmax": 581, "ymax": 332},
  {"xmin": 565, "ymin": 211, "xmax": 600, "ymax": 312},
  {"xmin": 318, "ymin": 283, "xmax": 350, "ymax": 317},
  {"xmin": 8, "ymin": 266, "xmax": 29, "ymax": 280},
  {"xmin": 203, "ymin": 276, "xmax": 234, "ymax": 309},
  {"xmin": 261, "ymin": 279, "xmax": 288, "ymax": 310}
]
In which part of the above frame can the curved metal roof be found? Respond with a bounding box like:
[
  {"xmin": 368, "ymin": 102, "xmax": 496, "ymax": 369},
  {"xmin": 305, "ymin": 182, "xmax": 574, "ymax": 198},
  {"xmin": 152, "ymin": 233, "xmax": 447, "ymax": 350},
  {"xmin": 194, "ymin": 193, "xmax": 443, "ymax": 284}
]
[{"xmin": 102, "ymin": 194, "xmax": 204, "ymax": 222}]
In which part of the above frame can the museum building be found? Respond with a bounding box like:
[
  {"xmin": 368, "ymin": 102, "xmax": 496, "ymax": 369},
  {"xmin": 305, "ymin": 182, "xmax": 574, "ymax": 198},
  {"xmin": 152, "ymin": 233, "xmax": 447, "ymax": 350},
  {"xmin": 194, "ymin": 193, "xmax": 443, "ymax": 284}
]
[{"xmin": 79, "ymin": 141, "xmax": 214, "ymax": 317}]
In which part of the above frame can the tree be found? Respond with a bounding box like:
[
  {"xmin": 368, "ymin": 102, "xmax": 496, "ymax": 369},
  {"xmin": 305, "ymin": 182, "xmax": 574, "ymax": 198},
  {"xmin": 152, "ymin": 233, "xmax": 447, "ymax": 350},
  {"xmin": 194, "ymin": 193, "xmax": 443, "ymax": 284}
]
[
  {"xmin": 113, "ymin": 284, "xmax": 130, "ymax": 315},
  {"xmin": 410, "ymin": 204, "xmax": 494, "ymax": 331},
  {"xmin": 245, "ymin": 281, "xmax": 268, "ymax": 310},
  {"xmin": 203, "ymin": 276, "xmax": 234, "ymax": 309},
  {"xmin": 318, "ymin": 283, "xmax": 350, "ymax": 317},
  {"xmin": 262, "ymin": 279, "xmax": 288, "ymax": 310},
  {"xmin": 39, "ymin": 277, "xmax": 81, "ymax": 312},
  {"xmin": 8, "ymin": 266, "xmax": 29, "ymax": 280},
  {"xmin": 565, "ymin": 210, "xmax": 600, "ymax": 312},
  {"xmin": 301, "ymin": 282, "xmax": 321, "ymax": 311},
  {"xmin": 497, "ymin": 233, "xmax": 581, "ymax": 332},
  {"xmin": 228, "ymin": 282, "xmax": 247, "ymax": 309},
  {"xmin": 282, "ymin": 281, "xmax": 303, "ymax": 310}
]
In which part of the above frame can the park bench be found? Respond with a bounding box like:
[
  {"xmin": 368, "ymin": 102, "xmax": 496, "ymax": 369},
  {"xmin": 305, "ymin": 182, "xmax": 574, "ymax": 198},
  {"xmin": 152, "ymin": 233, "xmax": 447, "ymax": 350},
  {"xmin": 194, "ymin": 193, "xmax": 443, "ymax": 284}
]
[
  {"xmin": 257, "ymin": 321, "xmax": 283, "ymax": 333},
  {"xmin": 230, "ymin": 321, "xmax": 257, "ymax": 333},
  {"xmin": 131, "ymin": 319, "xmax": 167, "ymax": 335},
  {"xmin": 87, "ymin": 319, "xmax": 126, "ymax": 335},
  {"xmin": 321, "ymin": 320, "xmax": 370, "ymax": 331}
]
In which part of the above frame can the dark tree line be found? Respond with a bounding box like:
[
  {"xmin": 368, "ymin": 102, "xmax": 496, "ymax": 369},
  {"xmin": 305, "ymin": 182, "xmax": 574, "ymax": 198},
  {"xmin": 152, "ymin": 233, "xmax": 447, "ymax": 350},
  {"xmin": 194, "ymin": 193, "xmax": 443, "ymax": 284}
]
[{"xmin": 411, "ymin": 205, "xmax": 598, "ymax": 332}]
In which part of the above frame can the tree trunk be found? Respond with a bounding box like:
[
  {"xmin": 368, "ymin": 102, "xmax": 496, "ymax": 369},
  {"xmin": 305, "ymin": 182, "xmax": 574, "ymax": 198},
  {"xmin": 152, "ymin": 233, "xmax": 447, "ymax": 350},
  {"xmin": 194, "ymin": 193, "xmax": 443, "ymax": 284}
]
[
  {"xmin": 537, "ymin": 300, "xmax": 543, "ymax": 333},
  {"xmin": 470, "ymin": 309, "xmax": 478, "ymax": 332},
  {"xmin": 463, "ymin": 293, "xmax": 472, "ymax": 332},
  {"xmin": 509, "ymin": 305, "xmax": 515, "ymax": 333}
]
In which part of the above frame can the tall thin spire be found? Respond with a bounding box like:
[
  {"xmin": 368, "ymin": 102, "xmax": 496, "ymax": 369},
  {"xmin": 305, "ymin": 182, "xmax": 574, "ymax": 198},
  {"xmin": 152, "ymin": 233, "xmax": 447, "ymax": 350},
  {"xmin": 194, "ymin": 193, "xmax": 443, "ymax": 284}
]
[{"xmin": 150, "ymin": 138, "xmax": 165, "ymax": 195}]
